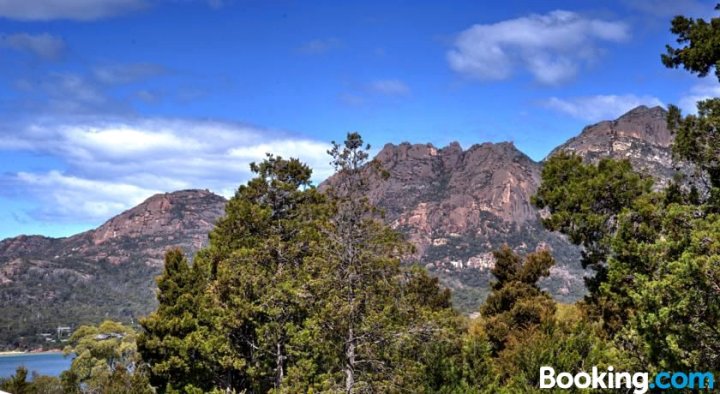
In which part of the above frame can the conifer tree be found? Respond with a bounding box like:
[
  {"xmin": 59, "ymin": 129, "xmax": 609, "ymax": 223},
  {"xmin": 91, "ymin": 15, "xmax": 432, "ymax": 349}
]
[
  {"xmin": 301, "ymin": 133, "xmax": 462, "ymax": 393},
  {"xmin": 480, "ymin": 246, "xmax": 556, "ymax": 354},
  {"xmin": 138, "ymin": 248, "xmax": 213, "ymax": 392},
  {"xmin": 203, "ymin": 154, "xmax": 327, "ymax": 392}
]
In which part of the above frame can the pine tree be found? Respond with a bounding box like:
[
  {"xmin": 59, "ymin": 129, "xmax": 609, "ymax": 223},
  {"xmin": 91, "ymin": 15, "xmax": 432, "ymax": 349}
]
[
  {"xmin": 480, "ymin": 246, "xmax": 556, "ymax": 354},
  {"xmin": 299, "ymin": 133, "xmax": 462, "ymax": 393},
  {"xmin": 138, "ymin": 248, "xmax": 214, "ymax": 392},
  {"xmin": 139, "ymin": 136, "xmax": 463, "ymax": 392},
  {"xmin": 202, "ymin": 154, "xmax": 327, "ymax": 392},
  {"xmin": 533, "ymin": 153, "xmax": 653, "ymax": 330},
  {"xmin": 661, "ymin": 4, "xmax": 720, "ymax": 82},
  {"xmin": 1, "ymin": 366, "xmax": 30, "ymax": 394}
]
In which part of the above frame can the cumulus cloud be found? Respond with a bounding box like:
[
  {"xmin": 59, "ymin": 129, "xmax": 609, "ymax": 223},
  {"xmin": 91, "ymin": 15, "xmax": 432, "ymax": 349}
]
[
  {"xmin": 678, "ymin": 79, "xmax": 720, "ymax": 113},
  {"xmin": 0, "ymin": 0, "xmax": 146, "ymax": 21},
  {"xmin": 447, "ymin": 11, "xmax": 629, "ymax": 85},
  {"xmin": 0, "ymin": 117, "xmax": 333, "ymax": 223},
  {"xmin": 368, "ymin": 79, "xmax": 410, "ymax": 96},
  {"xmin": 543, "ymin": 94, "xmax": 664, "ymax": 121},
  {"xmin": 297, "ymin": 38, "xmax": 342, "ymax": 55},
  {"xmin": 0, "ymin": 33, "xmax": 65, "ymax": 60}
]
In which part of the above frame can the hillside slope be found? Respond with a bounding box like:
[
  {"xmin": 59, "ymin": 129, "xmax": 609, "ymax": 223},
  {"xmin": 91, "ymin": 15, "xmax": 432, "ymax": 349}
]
[{"xmin": 0, "ymin": 190, "xmax": 226, "ymax": 349}]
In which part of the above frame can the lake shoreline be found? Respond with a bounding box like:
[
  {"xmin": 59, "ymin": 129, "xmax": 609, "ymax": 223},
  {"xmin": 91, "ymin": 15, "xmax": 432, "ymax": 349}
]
[{"xmin": 0, "ymin": 350, "xmax": 64, "ymax": 357}]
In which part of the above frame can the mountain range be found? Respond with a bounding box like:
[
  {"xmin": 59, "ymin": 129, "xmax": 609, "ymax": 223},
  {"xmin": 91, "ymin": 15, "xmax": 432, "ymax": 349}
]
[{"xmin": 0, "ymin": 105, "xmax": 675, "ymax": 348}]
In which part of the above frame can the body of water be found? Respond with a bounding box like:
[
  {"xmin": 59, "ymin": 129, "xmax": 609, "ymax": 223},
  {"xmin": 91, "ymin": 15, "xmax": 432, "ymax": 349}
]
[{"xmin": 0, "ymin": 352, "xmax": 72, "ymax": 379}]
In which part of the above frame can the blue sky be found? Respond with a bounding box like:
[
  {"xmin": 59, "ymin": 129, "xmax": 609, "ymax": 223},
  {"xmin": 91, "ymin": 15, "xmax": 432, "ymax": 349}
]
[{"xmin": 0, "ymin": 0, "xmax": 719, "ymax": 239}]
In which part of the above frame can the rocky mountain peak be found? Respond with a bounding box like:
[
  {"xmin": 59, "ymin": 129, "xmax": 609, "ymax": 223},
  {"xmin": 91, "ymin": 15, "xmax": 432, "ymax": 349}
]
[
  {"xmin": 550, "ymin": 105, "xmax": 676, "ymax": 185},
  {"xmin": 1, "ymin": 189, "xmax": 227, "ymax": 267},
  {"xmin": 1, "ymin": 106, "xmax": 687, "ymax": 341},
  {"xmin": 89, "ymin": 189, "xmax": 225, "ymax": 247},
  {"xmin": 0, "ymin": 189, "xmax": 228, "ymax": 346}
]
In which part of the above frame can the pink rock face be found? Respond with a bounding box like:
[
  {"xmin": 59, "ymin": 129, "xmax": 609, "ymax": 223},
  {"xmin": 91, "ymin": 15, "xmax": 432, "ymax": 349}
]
[
  {"xmin": 0, "ymin": 189, "xmax": 227, "ymax": 271},
  {"xmin": 323, "ymin": 138, "xmax": 560, "ymax": 281},
  {"xmin": 549, "ymin": 105, "xmax": 682, "ymax": 187}
]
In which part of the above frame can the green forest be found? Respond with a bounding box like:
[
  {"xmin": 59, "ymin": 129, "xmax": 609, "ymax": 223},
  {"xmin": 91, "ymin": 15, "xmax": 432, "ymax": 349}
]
[{"xmin": 3, "ymin": 5, "xmax": 720, "ymax": 393}]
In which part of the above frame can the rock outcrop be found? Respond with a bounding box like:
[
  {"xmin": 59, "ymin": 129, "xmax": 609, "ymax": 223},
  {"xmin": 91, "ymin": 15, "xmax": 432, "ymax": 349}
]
[{"xmin": 549, "ymin": 106, "xmax": 677, "ymax": 186}]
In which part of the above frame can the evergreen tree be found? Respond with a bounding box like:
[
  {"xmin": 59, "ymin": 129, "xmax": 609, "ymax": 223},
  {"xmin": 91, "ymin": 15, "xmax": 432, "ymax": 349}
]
[
  {"xmin": 139, "ymin": 135, "xmax": 465, "ymax": 393},
  {"xmin": 663, "ymin": 5, "xmax": 720, "ymax": 211},
  {"xmin": 533, "ymin": 153, "xmax": 654, "ymax": 332},
  {"xmin": 292, "ymin": 133, "xmax": 463, "ymax": 393},
  {"xmin": 198, "ymin": 154, "xmax": 327, "ymax": 392},
  {"xmin": 138, "ymin": 248, "xmax": 214, "ymax": 392},
  {"xmin": 480, "ymin": 246, "xmax": 556, "ymax": 354},
  {"xmin": 661, "ymin": 4, "xmax": 720, "ymax": 81}
]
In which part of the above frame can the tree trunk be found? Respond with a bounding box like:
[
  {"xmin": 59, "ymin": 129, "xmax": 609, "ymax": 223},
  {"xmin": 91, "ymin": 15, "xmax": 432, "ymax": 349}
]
[
  {"xmin": 344, "ymin": 326, "xmax": 355, "ymax": 393},
  {"xmin": 275, "ymin": 339, "xmax": 284, "ymax": 389}
]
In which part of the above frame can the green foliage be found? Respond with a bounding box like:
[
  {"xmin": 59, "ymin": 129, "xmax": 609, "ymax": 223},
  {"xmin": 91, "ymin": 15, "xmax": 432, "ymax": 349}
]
[
  {"xmin": 480, "ymin": 246, "xmax": 556, "ymax": 354},
  {"xmin": 1, "ymin": 366, "xmax": 30, "ymax": 394},
  {"xmin": 283, "ymin": 133, "xmax": 464, "ymax": 393},
  {"xmin": 62, "ymin": 320, "xmax": 152, "ymax": 393},
  {"xmin": 663, "ymin": 3, "xmax": 720, "ymax": 213},
  {"xmin": 533, "ymin": 153, "xmax": 652, "ymax": 288},
  {"xmin": 496, "ymin": 320, "xmax": 619, "ymax": 393},
  {"xmin": 0, "ymin": 367, "xmax": 68, "ymax": 394},
  {"xmin": 534, "ymin": 153, "xmax": 653, "ymax": 329},
  {"xmin": 29, "ymin": 373, "xmax": 65, "ymax": 394},
  {"xmin": 661, "ymin": 4, "xmax": 720, "ymax": 81},
  {"xmin": 137, "ymin": 137, "xmax": 465, "ymax": 393},
  {"xmin": 138, "ymin": 248, "xmax": 214, "ymax": 392},
  {"xmin": 536, "ymin": 153, "xmax": 720, "ymax": 371},
  {"xmin": 667, "ymin": 100, "xmax": 720, "ymax": 211},
  {"xmin": 625, "ymin": 212, "xmax": 720, "ymax": 372}
]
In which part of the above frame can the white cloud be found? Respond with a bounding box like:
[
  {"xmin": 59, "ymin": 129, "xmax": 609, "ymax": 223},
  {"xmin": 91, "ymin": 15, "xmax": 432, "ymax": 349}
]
[
  {"xmin": 17, "ymin": 170, "xmax": 159, "ymax": 220},
  {"xmin": 447, "ymin": 10, "xmax": 629, "ymax": 85},
  {"xmin": 0, "ymin": 0, "xmax": 146, "ymax": 21},
  {"xmin": 0, "ymin": 32, "xmax": 65, "ymax": 59},
  {"xmin": 678, "ymin": 79, "xmax": 720, "ymax": 114},
  {"xmin": 1, "ymin": 117, "xmax": 333, "ymax": 223},
  {"xmin": 543, "ymin": 94, "xmax": 664, "ymax": 121},
  {"xmin": 369, "ymin": 79, "xmax": 410, "ymax": 96}
]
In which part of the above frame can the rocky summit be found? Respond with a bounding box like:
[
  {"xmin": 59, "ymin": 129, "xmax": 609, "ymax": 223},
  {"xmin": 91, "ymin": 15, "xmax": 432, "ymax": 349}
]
[
  {"xmin": 550, "ymin": 105, "xmax": 677, "ymax": 186},
  {"xmin": 330, "ymin": 141, "xmax": 585, "ymax": 311},
  {"xmin": 0, "ymin": 190, "xmax": 226, "ymax": 348},
  {"xmin": 0, "ymin": 106, "xmax": 686, "ymax": 347}
]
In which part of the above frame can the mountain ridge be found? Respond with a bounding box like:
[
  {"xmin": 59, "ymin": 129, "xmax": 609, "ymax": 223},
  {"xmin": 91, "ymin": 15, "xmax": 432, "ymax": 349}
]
[{"xmin": 0, "ymin": 105, "xmax": 679, "ymax": 348}]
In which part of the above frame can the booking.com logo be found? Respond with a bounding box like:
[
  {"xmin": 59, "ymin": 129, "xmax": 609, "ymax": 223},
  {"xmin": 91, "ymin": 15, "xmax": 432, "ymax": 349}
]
[{"xmin": 540, "ymin": 366, "xmax": 715, "ymax": 393}]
